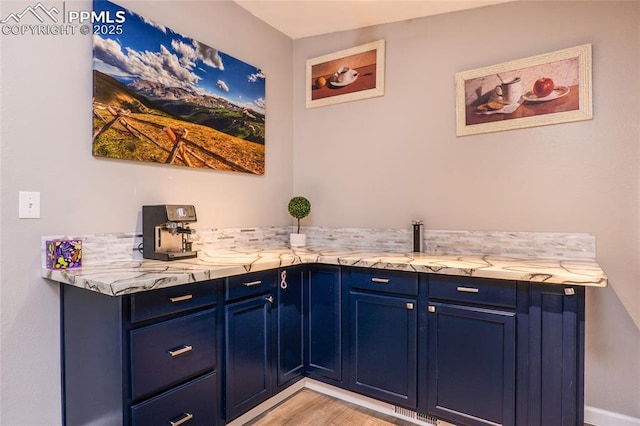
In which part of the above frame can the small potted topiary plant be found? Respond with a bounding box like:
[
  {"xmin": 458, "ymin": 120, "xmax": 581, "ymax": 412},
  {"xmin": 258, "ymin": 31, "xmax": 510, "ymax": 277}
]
[{"xmin": 288, "ymin": 196, "xmax": 311, "ymax": 247}]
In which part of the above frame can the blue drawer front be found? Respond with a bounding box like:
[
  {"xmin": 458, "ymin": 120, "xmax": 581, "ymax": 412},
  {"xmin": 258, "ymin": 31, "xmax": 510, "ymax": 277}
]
[
  {"xmin": 347, "ymin": 268, "xmax": 418, "ymax": 296},
  {"xmin": 131, "ymin": 371, "xmax": 217, "ymax": 426},
  {"xmin": 428, "ymin": 275, "xmax": 516, "ymax": 308},
  {"xmin": 225, "ymin": 270, "xmax": 276, "ymax": 301},
  {"xmin": 130, "ymin": 280, "xmax": 218, "ymax": 324},
  {"xmin": 130, "ymin": 309, "xmax": 216, "ymax": 401}
]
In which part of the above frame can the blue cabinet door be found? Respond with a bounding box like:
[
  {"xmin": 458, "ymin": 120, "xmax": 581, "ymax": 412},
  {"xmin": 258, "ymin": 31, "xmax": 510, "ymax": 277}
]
[
  {"xmin": 349, "ymin": 290, "xmax": 418, "ymax": 408},
  {"xmin": 276, "ymin": 267, "xmax": 304, "ymax": 388},
  {"xmin": 224, "ymin": 294, "xmax": 272, "ymax": 421},
  {"xmin": 305, "ymin": 265, "xmax": 344, "ymax": 384},
  {"xmin": 526, "ymin": 284, "xmax": 584, "ymax": 426},
  {"xmin": 428, "ymin": 302, "xmax": 516, "ymax": 426}
]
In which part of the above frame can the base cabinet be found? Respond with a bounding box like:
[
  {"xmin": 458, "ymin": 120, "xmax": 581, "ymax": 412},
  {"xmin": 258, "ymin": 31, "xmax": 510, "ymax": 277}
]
[
  {"xmin": 60, "ymin": 265, "xmax": 587, "ymax": 426},
  {"xmin": 346, "ymin": 268, "xmax": 419, "ymax": 408},
  {"xmin": 224, "ymin": 294, "xmax": 273, "ymax": 420},
  {"xmin": 224, "ymin": 267, "xmax": 305, "ymax": 422},
  {"xmin": 525, "ymin": 284, "xmax": 585, "ymax": 426},
  {"xmin": 62, "ymin": 280, "xmax": 221, "ymax": 426}
]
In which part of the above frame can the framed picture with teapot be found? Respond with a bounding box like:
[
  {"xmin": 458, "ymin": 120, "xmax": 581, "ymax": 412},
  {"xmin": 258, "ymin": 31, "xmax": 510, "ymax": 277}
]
[
  {"xmin": 455, "ymin": 44, "xmax": 592, "ymax": 136},
  {"xmin": 306, "ymin": 40, "xmax": 385, "ymax": 108}
]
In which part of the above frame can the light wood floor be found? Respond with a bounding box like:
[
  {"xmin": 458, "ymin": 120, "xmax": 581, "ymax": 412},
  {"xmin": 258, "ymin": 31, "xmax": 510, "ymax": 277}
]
[
  {"xmin": 242, "ymin": 389, "xmax": 597, "ymax": 426},
  {"xmin": 244, "ymin": 389, "xmax": 416, "ymax": 426}
]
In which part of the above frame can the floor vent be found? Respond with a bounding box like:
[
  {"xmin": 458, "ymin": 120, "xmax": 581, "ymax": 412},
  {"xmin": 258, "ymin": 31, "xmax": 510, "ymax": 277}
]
[{"xmin": 393, "ymin": 406, "xmax": 439, "ymax": 425}]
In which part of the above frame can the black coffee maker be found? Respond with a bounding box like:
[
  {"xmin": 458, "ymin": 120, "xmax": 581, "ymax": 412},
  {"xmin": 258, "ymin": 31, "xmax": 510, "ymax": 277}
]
[{"xmin": 142, "ymin": 205, "xmax": 197, "ymax": 261}]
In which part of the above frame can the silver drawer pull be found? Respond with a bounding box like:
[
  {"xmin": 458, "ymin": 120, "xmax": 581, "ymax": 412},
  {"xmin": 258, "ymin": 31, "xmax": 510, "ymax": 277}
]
[
  {"xmin": 371, "ymin": 278, "xmax": 389, "ymax": 284},
  {"xmin": 170, "ymin": 412, "xmax": 193, "ymax": 426},
  {"xmin": 168, "ymin": 345, "xmax": 193, "ymax": 357},
  {"xmin": 456, "ymin": 286, "xmax": 479, "ymax": 293},
  {"xmin": 564, "ymin": 288, "xmax": 576, "ymax": 296},
  {"xmin": 169, "ymin": 294, "xmax": 193, "ymax": 303},
  {"xmin": 244, "ymin": 280, "xmax": 262, "ymax": 287}
]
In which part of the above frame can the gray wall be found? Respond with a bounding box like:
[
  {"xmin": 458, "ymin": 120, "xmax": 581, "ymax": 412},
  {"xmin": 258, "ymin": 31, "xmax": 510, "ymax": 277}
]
[
  {"xmin": 0, "ymin": 1, "xmax": 292, "ymax": 423},
  {"xmin": 1, "ymin": 0, "xmax": 638, "ymax": 424},
  {"xmin": 293, "ymin": 1, "xmax": 640, "ymax": 420}
]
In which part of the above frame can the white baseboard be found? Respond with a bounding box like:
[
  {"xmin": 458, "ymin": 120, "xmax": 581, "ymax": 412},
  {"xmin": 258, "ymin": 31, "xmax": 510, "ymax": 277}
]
[
  {"xmin": 585, "ymin": 406, "xmax": 640, "ymax": 426},
  {"xmin": 304, "ymin": 379, "xmax": 396, "ymax": 414}
]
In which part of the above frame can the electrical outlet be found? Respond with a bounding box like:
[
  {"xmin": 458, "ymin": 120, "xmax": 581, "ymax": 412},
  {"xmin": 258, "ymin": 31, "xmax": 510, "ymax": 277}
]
[{"xmin": 19, "ymin": 191, "xmax": 40, "ymax": 219}]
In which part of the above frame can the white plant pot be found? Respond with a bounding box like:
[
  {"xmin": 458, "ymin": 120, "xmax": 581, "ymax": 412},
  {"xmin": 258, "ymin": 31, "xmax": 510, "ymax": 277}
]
[{"xmin": 289, "ymin": 233, "xmax": 307, "ymax": 248}]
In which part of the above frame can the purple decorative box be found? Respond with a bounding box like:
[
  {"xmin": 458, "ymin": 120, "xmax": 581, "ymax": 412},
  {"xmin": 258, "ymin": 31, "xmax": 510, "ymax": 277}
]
[{"xmin": 46, "ymin": 240, "xmax": 82, "ymax": 269}]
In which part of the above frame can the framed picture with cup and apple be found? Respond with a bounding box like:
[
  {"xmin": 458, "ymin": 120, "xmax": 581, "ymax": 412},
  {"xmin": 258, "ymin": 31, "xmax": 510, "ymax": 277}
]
[
  {"xmin": 455, "ymin": 44, "xmax": 592, "ymax": 136},
  {"xmin": 306, "ymin": 40, "xmax": 385, "ymax": 109}
]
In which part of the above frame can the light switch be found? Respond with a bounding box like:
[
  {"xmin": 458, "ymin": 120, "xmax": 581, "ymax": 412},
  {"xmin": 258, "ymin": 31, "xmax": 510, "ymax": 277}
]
[{"xmin": 19, "ymin": 191, "xmax": 40, "ymax": 219}]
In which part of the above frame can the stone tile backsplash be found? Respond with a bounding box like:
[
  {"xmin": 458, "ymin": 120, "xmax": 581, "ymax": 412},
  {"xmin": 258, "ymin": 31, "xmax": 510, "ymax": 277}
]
[
  {"xmin": 42, "ymin": 226, "xmax": 596, "ymax": 266},
  {"xmin": 423, "ymin": 229, "xmax": 595, "ymax": 260},
  {"xmin": 197, "ymin": 226, "xmax": 290, "ymax": 249},
  {"xmin": 301, "ymin": 226, "xmax": 412, "ymax": 252},
  {"xmin": 302, "ymin": 227, "xmax": 595, "ymax": 260}
]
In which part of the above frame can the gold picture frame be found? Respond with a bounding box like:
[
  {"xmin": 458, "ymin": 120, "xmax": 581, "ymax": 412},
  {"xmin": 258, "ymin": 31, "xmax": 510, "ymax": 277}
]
[
  {"xmin": 306, "ymin": 40, "xmax": 385, "ymax": 109},
  {"xmin": 455, "ymin": 44, "xmax": 592, "ymax": 136}
]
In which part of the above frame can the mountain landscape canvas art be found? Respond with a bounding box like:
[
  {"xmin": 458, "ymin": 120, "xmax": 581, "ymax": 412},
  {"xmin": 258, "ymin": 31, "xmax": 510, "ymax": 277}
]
[{"xmin": 92, "ymin": 0, "xmax": 266, "ymax": 174}]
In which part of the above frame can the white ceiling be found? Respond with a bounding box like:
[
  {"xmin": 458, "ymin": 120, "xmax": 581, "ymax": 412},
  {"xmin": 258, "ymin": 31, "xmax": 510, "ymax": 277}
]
[{"xmin": 233, "ymin": 0, "xmax": 516, "ymax": 39}]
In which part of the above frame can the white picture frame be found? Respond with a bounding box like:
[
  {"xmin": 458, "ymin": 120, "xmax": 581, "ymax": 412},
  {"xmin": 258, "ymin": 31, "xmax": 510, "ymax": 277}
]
[{"xmin": 306, "ymin": 40, "xmax": 385, "ymax": 109}]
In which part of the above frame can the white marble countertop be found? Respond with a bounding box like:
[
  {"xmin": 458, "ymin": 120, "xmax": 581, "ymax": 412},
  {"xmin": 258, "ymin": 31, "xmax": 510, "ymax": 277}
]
[{"xmin": 41, "ymin": 246, "xmax": 608, "ymax": 296}]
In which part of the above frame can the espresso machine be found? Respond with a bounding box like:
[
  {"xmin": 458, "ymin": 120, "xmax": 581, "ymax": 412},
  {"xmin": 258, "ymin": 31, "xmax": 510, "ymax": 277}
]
[{"xmin": 142, "ymin": 205, "xmax": 197, "ymax": 261}]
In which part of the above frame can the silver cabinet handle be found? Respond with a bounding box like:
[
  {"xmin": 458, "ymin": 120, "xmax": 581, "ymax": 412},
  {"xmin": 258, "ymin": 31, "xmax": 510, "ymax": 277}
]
[
  {"xmin": 428, "ymin": 306, "xmax": 436, "ymax": 313},
  {"xmin": 564, "ymin": 287, "xmax": 576, "ymax": 296},
  {"xmin": 265, "ymin": 295, "xmax": 274, "ymax": 304},
  {"xmin": 168, "ymin": 345, "xmax": 193, "ymax": 357},
  {"xmin": 170, "ymin": 412, "xmax": 193, "ymax": 426},
  {"xmin": 406, "ymin": 303, "xmax": 414, "ymax": 310},
  {"xmin": 456, "ymin": 286, "xmax": 479, "ymax": 293},
  {"xmin": 169, "ymin": 294, "xmax": 193, "ymax": 303},
  {"xmin": 244, "ymin": 280, "xmax": 262, "ymax": 287},
  {"xmin": 371, "ymin": 278, "xmax": 389, "ymax": 284}
]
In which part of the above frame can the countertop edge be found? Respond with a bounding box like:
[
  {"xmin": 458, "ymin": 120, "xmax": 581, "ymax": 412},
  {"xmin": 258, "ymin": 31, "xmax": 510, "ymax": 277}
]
[{"xmin": 41, "ymin": 247, "xmax": 608, "ymax": 296}]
